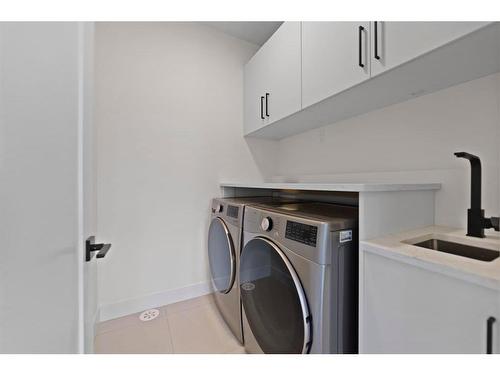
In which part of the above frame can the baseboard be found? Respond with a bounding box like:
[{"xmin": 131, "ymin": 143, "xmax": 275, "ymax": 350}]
[{"xmin": 98, "ymin": 281, "xmax": 213, "ymax": 322}]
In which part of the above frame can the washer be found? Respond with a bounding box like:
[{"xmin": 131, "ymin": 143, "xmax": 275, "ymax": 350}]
[
  {"xmin": 208, "ymin": 197, "xmax": 278, "ymax": 344},
  {"xmin": 240, "ymin": 202, "xmax": 359, "ymax": 354}
]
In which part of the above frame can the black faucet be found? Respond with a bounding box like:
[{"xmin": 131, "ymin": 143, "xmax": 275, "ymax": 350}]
[{"xmin": 455, "ymin": 152, "xmax": 499, "ymax": 238}]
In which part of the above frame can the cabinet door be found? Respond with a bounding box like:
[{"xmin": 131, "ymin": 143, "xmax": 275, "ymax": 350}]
[
  {"xmin": 370, "ymin": 21, "xmax": 491, "ymax": 76},
  {"xmin": 244, "ymin": 44, "xmax": 267, "ymax": 134},
  {"xmin": 302, "ymin": 22, "xmax": 370, "ymax": 108},
  {"xmin": 244, "ymin": 22, "xmax": 301, "ymax": 134},
  {"xmin": 263, "ymin": 22, "xmax": 301, "ymax": 125},
  {"xmin": 361, "ymin": 250, "xmax": 500, "ymax": 354}
]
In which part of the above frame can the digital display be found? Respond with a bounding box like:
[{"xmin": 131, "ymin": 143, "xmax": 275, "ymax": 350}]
[
  {"xmin": 285, "ymin": 221, "xmax": 318, "ymax": 247},
  {"xmin": 227, "ymin": 205, "xmax": 239, "ymax": 218}
]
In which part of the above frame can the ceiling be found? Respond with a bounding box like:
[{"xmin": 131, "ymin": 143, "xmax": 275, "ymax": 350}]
[{"xmin": 203, "ymin": 22, "xmax": 283, "ymax": 46}]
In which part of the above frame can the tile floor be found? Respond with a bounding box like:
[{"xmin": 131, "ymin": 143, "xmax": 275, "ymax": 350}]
[{"xmin": 94, "ymin": 293, "xmax": 246, "ymax": 354}]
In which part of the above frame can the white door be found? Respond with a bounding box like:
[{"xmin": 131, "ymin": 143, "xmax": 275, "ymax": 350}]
[
  {"xmin": 0, "ymin": 22, "xmax": 98, "ymax": 354},
  {"xmin": 302, "ymin": 22, "xmax": 370, "ymax": 108},
  {"xmin": 0, "ymin": 22, "xmax": 84, "ymax": 353},
  {"xmin": 244, "ymin": 22, "xmax": 301, "ymax": 134},
  {"xmin": 370, "ymin": 21, "xmax": 490, "ymax": 76}
]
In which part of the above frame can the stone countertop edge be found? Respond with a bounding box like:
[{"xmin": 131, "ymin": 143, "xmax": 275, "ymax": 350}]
[
  {"xmin": 220, "ymin": 182, "xmax": 442, "ymax": 192},
  {"xmin": 361, "ymin": 225, "xmax": 500, "ymax": 291}
]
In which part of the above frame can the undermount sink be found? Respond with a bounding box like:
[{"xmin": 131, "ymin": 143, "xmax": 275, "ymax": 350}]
[{"xmin": 411, "ymin": 238, "xmax": 500, "ymax": 262}]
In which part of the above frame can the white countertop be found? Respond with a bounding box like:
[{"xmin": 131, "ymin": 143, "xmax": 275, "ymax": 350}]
[
  {"xmin": 361, "ymin": 226, "xmax": 500, "ymax": 290},
  {"xmin": 220, "ymin": 181, "xmax": 441, "ymax": 193}
]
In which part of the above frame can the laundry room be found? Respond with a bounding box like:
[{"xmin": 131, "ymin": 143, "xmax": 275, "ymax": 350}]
[
  {"xmin": 1, "ymin": 0, "xmax": 500, "ymax": 373},
  {"xmin": 93, "ymin": 19, "xmax": 500, "ymax": 355}
]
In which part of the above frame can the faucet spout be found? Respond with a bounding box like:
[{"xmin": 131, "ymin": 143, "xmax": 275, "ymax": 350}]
[
  {"xmin": 455, "ymin": 152, "xmax": 499, "ymax": 238},
  {"xmin": 454, "ymin": 152, "xmax": 481, "ymax": 210}
]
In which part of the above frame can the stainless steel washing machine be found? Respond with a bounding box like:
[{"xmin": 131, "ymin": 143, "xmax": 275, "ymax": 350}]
[
  {"xmin": 208, "ymin": 197, "xmax": 278, "ymax": 344},
  {"xmin": 239, "ymin": 202, "xmax": 359, "ymax": 354}
]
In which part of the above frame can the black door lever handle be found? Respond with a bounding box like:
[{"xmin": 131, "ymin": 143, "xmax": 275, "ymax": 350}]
[
  {"xmin": 86, "ymin": 236, "xmax": 112, "ymax": 262},
  {"xmin": 96, "ymin": 243, "xmax": 111, "ymax": 259}
]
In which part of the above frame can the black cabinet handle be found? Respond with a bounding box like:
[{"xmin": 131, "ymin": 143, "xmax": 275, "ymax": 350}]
[
  {"xmin": 487, "ymin": 316, "xmax": 496, "ymax": 354},
  {"xmin": 260, "ymin": 96, "xmax": 265, "ymax": 120},
  {"xmin": 358, "ymin": 26, "xmax": 365, "ymax": 68},
  {"xmin": 86, "ymin": 236, "xmax": 112, "ymax": 262},
  {"xmin": 374, "ymin": 21, "xmax": 381, "ymax": 60},
  {"xmin": 265, "ymin": 93, "xmax": 269, "ymax": 117}
]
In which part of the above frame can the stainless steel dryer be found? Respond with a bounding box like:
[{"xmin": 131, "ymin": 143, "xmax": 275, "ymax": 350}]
[
  {"xmin": 240, "ymin": 202, "xmax": 359, "ymax": 354},
  {"xmin": 208, "ymin": 197, "xmax": 277, "ymax": 344}
]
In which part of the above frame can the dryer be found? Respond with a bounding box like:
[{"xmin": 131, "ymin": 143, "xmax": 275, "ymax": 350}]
[
  {"xmin": 239, "ymin": 202, "xmax": 359, "ymax": 354},
  {"xmin": 208, "ymin": 197, "xmax": 277, "ymax": 344}
]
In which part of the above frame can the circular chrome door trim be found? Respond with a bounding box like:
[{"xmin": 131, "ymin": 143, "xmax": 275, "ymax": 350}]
[
  {"xmin": 208, "ymin": 217, "xmax": 236, "ymax": 294},
  {"xmin": 243, "ymin": 236, "xmax": 312, "ymax": 354}
]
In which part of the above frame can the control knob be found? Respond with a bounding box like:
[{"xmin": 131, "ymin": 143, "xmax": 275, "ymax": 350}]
[
  {"xmin": 261, "ymin": 217, "xmax": 273, "ymax": 231},
  {"xmin": 213, "ymin": 204, "xmax": 223, "ymax": 213}
]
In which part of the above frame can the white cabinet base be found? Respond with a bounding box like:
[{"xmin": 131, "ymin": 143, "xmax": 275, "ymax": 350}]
[{"xmin": 359, "ymin": 249, "xmax": 500, "ymax": 353}]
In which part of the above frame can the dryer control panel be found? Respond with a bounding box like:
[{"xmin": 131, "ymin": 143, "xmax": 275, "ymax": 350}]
[
  {"xmin": 285, "ymin": 221, "xmax": 318, "ymax": 247},
  {"xmin": 226, "ymin": 205, "xmax": 239, "ymax": 219}
]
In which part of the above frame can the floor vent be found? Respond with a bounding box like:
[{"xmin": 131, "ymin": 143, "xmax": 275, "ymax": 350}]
[{"xmin": 139, "ymin": 308, "xmax": 160, "ymax": 322}]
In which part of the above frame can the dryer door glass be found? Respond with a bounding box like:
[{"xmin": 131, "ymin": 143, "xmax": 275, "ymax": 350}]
[
  {"xmin": 240, "ymin": 237, "xmax": 311, "ymax": 353},
  {"xmin": 208, "ymin": 218, "xmax": 236, "ymax": 294}
]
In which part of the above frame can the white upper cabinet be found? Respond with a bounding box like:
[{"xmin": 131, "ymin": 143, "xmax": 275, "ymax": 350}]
[
  {"xmin": 370, "ymin": 21, "xmax": 490, "ymax": 76},
  {"xmin": 302, "ymin": 22, "xmax": 370, "ymax": 108},
  {"xmin": 244, "ymin": 22, "xmax": 301, "ymax": 135},
  {"xmin": 243, "ymin": 21, "xmax": 499, "ymax": 139}
]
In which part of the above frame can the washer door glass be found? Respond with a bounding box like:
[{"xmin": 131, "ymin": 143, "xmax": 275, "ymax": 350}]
[
  {"xmin": 208, "ymin": 217, "xmax": 236, "ymax": 294},
  {"xmin": 240, "ymin": 237, "xmax": 311, "ymax": 354}
]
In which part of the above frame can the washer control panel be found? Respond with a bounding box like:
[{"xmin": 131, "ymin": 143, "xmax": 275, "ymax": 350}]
[{"xmin": 285, "ymin": 220, "xmax": 318, "ymax": 247}]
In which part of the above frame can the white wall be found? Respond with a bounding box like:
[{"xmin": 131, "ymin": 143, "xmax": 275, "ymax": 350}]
[
  {"xmin": 95, "ymin": 23, "xmax": 275, "ymax": 316},
  {"xmin": 0, "ymin": 23, "xmax": 81, "ymax": 353},
  {"xmin": 274, "ymin": 73, "xmax": 500, "ymax": 229}
]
